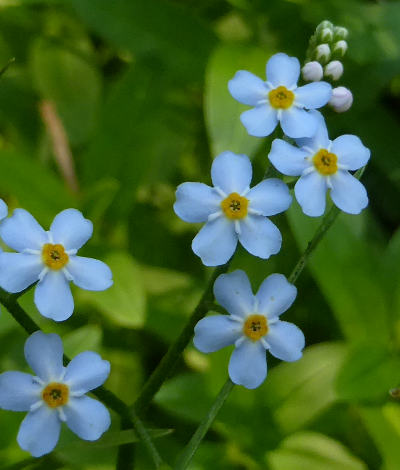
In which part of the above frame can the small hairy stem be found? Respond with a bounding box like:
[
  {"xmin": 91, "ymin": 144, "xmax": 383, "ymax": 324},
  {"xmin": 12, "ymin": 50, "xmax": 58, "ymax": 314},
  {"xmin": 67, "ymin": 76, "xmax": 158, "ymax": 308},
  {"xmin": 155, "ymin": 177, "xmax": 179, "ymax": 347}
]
[
  {"xmin": 0, "ymin": 290, "xmax": 164, "ymax": 469},
  {"xmin": 174, "ymin": 379, "xmax": 235, "ymax": 470},
  {"xmin": 132, "ymin": 262, "xmax": 230, "ymax": 415}
]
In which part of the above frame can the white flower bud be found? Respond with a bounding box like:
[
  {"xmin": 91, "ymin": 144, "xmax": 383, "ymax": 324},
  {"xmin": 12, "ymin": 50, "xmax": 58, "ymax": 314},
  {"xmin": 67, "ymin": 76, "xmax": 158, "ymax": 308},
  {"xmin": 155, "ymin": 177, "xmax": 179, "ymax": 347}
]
[
  {"xmin": 314, "ymin": 44, "xmax": 331, "ymax": 64},
  {"xmin": 324, "ymin": 60, "xmax": 344, "ymax": 81},
  {"xmin": 332, "ymin": 40, "xmax": 348, "ymax": 58},
  {"xmin": 329, "ymin": 86, "xmax": 353, "ymax": 112},
  {"xmin": 319, "ymin": 28, "xmax": 333, "ymax": 43},
  {"xmin": 302, "ymin": 61, "xmax": 324, "ymax": 82},
  {"xmin": 333, "ymin": 26, "xmax": 348, "ymax": 40},
  {"xmin": 317, "ymin": 20, "xmax": 334, "ymax": 32}
]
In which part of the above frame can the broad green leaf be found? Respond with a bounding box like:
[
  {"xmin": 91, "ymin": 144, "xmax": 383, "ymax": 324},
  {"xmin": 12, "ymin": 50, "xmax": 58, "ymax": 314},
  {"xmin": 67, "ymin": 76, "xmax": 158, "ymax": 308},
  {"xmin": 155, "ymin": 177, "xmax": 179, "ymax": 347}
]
[
  {"xmin": 78, "ymin": 252, "xmax": 146, "ymax": 328},
  {"xmin": 266, "ymin": 431, "xmax": 367, "ymax": 470},
  {"xmin": 336, "ymin": 343, "xmax": 400, "ymax": 403},
  {"xmin": 287, "ymin": 205, "xmax": 390, "ymax": 344},
  {"xmin": 63, "ymin": 325, "xmax": 102, "ymax": 357},
  {"xmin": 30, "ymin": 38, "xmax": 101, "ymax": 146},
  {"xmin": 360, "ymin": 404, "xmax": 400, "ymax": 470},
  {"xmin": 263, "ymin": 342, "xmax": 347, "ymax": 434},
  {"xmin": 141, "ymin": 265, "xmax": 193, "ymax": 295},
  {"xmin": 204, "ymin": 44, "xmax": 267, "ymax": 157}
]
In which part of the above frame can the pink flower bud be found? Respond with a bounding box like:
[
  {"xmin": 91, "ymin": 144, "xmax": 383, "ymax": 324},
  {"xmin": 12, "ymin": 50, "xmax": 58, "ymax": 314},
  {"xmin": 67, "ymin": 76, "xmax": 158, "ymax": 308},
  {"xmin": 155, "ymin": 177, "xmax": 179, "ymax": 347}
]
[{"xmin": 329, "ymin": 86, "xmax": 353, "ymax": 112}]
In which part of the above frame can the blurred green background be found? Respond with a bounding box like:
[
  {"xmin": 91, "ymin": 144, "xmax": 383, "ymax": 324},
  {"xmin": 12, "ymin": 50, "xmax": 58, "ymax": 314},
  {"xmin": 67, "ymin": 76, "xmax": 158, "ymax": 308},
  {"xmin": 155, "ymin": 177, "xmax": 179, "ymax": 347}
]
[{"xmin": 0, "ymin": 0, "xmax": 400, "ymax": 468}]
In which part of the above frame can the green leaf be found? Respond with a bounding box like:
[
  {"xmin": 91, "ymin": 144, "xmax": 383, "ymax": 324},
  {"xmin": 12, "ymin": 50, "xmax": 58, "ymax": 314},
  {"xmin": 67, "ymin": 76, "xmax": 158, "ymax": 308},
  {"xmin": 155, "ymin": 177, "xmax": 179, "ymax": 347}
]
[
  {"xmin": 141, "ymin": 265, "xmax": 193, "ymax": 295},
  {"xmin": 78, "ymin": 252, "xmax": 146, "ymax": 328},
  {"xmin": 287, "ymin": 205, "xmax": 391, "ymax": 344},
  {"xmin": 30, "ymin": 38, "xmax": 102, "ymax": 146},
  {"xmin": 63, "ymin": 325, "xmax": 102, "ymax": 357},
  {"xmin": 204, "ymin": 44, "xmax": 268, "ymax": 157},
  {"xmin": 266, "ymin": 431, "xmax": 367, "ymax": 470},
  {"xmin": 336, "ymin": 343, "xmax": 400, "ymax": 404}
]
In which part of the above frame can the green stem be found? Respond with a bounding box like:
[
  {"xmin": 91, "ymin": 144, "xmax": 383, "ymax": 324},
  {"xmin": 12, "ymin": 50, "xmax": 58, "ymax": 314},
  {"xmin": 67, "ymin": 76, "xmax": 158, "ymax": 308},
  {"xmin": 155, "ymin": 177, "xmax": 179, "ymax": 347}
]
[
  {"xmin": 0, "ymin": 290, "xmax": 163, "ymax": 469},
  {"xmin": 174, "ymin": 379, "xmax": 235, "ymax": 470},
  {"xmin": 132, "ymin": 262, "xmax": 231, "ymax": 415}
]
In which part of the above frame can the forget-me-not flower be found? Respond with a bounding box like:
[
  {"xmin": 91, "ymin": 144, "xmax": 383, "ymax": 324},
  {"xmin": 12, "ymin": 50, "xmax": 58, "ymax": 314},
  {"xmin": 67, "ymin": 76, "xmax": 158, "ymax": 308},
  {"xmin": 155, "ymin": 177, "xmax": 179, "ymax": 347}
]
[
  {"xmin": 0, "ymin": 331, "xmax": 111, "ymax": 457},
  {"xmin": 194, "ymin": 270, "xmax": 305, "ymax": 389},
  {"xmin": 268, "ymin": 111, "xmax": 370, "ymax": 216},
  {"xmin": 174, "ymin": 151, "xmax": 292, "ymax": 266},
  {"xmin": 228, "ymin": 53, "xmax": 332, "ymax": 138},
  {"xmin": 0, "ymin": 208, "xmax": 113, "ymax": 321}
]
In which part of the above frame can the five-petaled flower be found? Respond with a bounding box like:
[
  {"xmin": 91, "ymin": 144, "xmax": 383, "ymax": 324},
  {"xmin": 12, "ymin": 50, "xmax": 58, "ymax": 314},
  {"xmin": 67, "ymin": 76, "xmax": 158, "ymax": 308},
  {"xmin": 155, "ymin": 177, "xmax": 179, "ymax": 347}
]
[
  {"xmin": 0, "ymin": 331, "xmax": 111, "ymax": 457},
  {"xmin": 194, "ymin": 270, "xmax": 305, "ymax": 389},
  {"xmin": 174, "ymin": 151, "xmax": 292, "ymax": 266},
  {"xmin": 228, "ymin": 53, "xmax": 332, "ymax": 138},
  {"xmin": 0, "ymin": 208, "xmax": 113, "ymax": 321},
  {"xmin": 268, "ymin": 111, "xmax": 370, "ymax": 216}
]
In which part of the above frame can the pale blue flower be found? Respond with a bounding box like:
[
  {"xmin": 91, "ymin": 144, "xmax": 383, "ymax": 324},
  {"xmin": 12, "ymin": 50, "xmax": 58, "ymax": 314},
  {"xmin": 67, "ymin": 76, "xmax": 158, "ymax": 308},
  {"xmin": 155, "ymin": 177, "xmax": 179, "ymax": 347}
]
[
  {"xmin": 0, "ymin": 198, "xmax": 7, "ymax": 220},
  {"xmin": 194, "ymin": 270, "xmax": 305, "ymax": 389},
  {"xmin": 228, "ymin": 52, "xmax": 332, "ymax": 138},
  {"xmin": 0, "ymin": 208, "xmax": 113, "ymax": 321},
  {"xmin": 0, "ymin": 331, "xmax": 111, "ymax": 457},
  {"xmin": 174, "ymin": 152, "xmax": 292, "ymax": 266},
  {"xmin": 268, "ymin": 111, "xmax": 370, "ymax": 217}
]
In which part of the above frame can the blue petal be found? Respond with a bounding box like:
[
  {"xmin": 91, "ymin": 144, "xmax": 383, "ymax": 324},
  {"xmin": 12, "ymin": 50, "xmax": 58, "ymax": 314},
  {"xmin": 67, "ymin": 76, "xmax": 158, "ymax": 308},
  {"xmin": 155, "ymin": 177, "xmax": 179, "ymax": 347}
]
[
  {"xmin": 17, "ymin": 406, "xmax": 61, "ymax": 457},
  {"xmin": 0, "ymin": 209, "xmax": 47, "ymax": 252},
  {"xmin": 65, "ymin": 396, "xmax": 111, "ymax": 441},
  {"xmin": 295, "ymin": 82, "xmax": 332, "ymax": 109},
  {"xmin": 294, "ymin": 172, "xmax": 327, "ymax": 217},
  {"xmin": 266, "ymin": 320, "xmax": 305, "ymax": 362},
  {"xmin": 240, "ymin": 105, "xmax": 278, "ymax": 137},
  {"xmin": 247, "ymin": 178, "xmax": 292, "ymax": 216},
  {"xmin": 174, "ymin": 183, "xmax": 221, "ymax": 223},
  {"xmin": 64, "ymin": 351, "xmax": 110, "ymax": 394},
  {"xmin": 67, "ymin": 256, "xmax": 113, "ymax": 291},
  {"xmin": 213, "ymin": 270, "xmax": 255, "ymax": 318},
  {"xmin": 295, "ymin": 110, "xmax": 330, "ymax": 150},
  {"xmin": 330, "ymin": 171, "xmax": 368, "ymax": 214},
  {"xmin": 0, "ymin": 371, "xmax": 41, "ymax": 411},
  {"xmin": 238, "ymin": 215, "xmax": 282, "ymax": 259},
  {"xmin": 266, "ymin": 53, "xmax": 300, "ymax": 88},
  {"xmin": 193, "ymin": 315, "xmax": 242, "ymax": 353},
  {"xmin": 24, "ymin": 332, "xmax": 64, "ymax": 382},
  {"xmin": 50, "ymin": 209, "xmax": 93, "ymax": 251},
  {"xmin": 331, "ymin": 135, "xmax": 370, "ymax": 170},
  {"xmin": 256, "ymin": 273, "xmax": 297, "ymax": 319},
  {"xmin": 0, "ymin": 253, "xmax": 42, "ymax": 293},
  {"xmin": 211, "ymin": 151, "xmax": 252, "ymax": 195},
  {"xmin": 228, "ymin": 339, "xmax": 267, "ymax": 389},
  {"xmin": 0, "ymin": 199, "xmax": 8, "ymax": 220},
  {"xmin": 280, "ymin": 107, "xmax": 318, "ymax": 139},
  {"xmin": 192, "ymin": 217, "xmax": 237, "ymax": 266},
  {"xmin": 34, "ymin": 271, "xmax": 74, "ymax": 321},
  {"xmin": 268, "ymin": 139, "xmax": 310, "ymax": 176},
  {"xmin": 228, "ymin": 70, "xmax": 268, "ymax": 106}
]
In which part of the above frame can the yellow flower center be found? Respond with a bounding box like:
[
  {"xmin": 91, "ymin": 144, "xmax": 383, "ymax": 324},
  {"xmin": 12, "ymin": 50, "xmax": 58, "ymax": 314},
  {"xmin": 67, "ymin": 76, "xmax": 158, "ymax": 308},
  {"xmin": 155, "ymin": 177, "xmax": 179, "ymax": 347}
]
[
  {"xmin": 313, "ymin": 149, "xmax": 338, "ymax": 175},
  {"xmin": 42, "ymin": 382, "xmax": 69, "ymax": 408},
  {"xmin": 42, "ymin": 243, "xmax": 69, "ymax": 270},
  {"xmin": 243, "ymin": 314, "xmax": 268, "ymax": 341},
  {"xmin": 221, "ymin": 192, "xmax": 249, "ymax": 220},
  {"xmin": 268, "ymin": 86, "xmax": 294, "ymax": 109}
]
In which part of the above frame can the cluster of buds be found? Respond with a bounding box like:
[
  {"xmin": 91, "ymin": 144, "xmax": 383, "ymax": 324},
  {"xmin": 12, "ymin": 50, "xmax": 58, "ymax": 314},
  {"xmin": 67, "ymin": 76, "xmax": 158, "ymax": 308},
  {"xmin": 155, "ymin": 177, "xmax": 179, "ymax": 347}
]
[{"xmin": 302, "ymin": 21, "xmax": 352, "ymax": 113}]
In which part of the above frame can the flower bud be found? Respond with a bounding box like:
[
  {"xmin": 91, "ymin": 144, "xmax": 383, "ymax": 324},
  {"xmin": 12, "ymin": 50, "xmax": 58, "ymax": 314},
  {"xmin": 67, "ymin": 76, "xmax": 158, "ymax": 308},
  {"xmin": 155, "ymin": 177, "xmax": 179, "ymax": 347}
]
[
  {"xmin": 319, "ymin": 28, "xmax": 333, "ymax": 43},
  {"xmin": 313, "ymin": 44, "xmax": 331, "ymax": 64},
  {"xmin": 302, "ymin": 61, "xmax": 323, "ymax": 82},
  {"xmin": 329, "ymin": 86, "xmax": 353, "ymax": 112},
  {"xmin": 332, "ymin": 40, "xmax": 348, "ymax": 59},
  {"xmin": 333, "ymin": 26, "xmax": 348, "ymax": 41},
  {"xmin": 324, "ymin": 60, "xmax": 344, "ymax": 81},
  {"xmin": 316, "ymin": 20, "xmax": 334, "ymax": 33}
]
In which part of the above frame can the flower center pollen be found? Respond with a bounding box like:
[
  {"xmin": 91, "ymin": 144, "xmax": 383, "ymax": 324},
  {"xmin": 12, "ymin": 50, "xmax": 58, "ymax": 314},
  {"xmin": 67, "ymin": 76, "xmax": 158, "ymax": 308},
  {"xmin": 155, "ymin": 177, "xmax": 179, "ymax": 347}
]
[
  {"xmin": 221, "ymin": 192, "xmax": 249, "ymax": 220},
  {"xmin": 268, "ymin": 86, "xmax": 294, "ymax": 109},
  {"xmin": 42, "ymin": 243, "xmax": 69, "ymax": 270},
  {"xmin": 243, "ymin": 314, "xmax": 268, "ymax": 341},
  {"xmin": 313, "ymin": 149, "xmax": 338, "ymax": 175},
  {"xmin": 42, "ymin": 382, "xmax": 69, "ymax": 408}
]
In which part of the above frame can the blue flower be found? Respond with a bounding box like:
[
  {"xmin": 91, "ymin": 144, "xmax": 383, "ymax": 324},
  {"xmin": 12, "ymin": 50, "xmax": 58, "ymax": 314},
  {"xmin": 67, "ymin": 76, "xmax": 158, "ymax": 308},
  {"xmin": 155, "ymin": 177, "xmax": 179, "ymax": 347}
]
[
  {"xmin": 174, "ymin": 152, "xmax": 292, "ymax": 266},
  {"xmin": 228, "ymin": 53, "xmax": 332, "ymax": 138},
  {"xmin": 0, "ymin": 208, "xmax": 113, "ymax": 321},
  {"xmin": 194, "ymin": 270, "xmax": 305, "ymax": 389},
  {"xmin": 0, "ymin": 331, "xmax": 111, "ymax": 457},
  {"xmin": 268, "ymin": 111, "xmax": 370, "ymax": 216}
]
